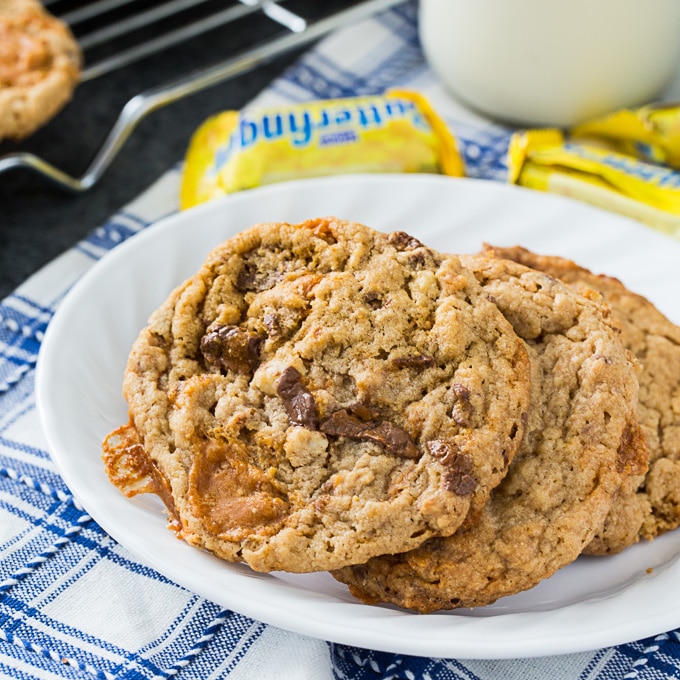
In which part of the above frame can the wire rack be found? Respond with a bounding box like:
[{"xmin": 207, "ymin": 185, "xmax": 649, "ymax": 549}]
[{"xmin": 0, "ymin": 0, "xmax": 405, "ymax": 192}]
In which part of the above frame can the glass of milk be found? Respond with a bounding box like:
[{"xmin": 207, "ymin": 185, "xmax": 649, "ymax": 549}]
[{"xmin": 419, "ymin": 0, "xmax": 680, "ymax": 127}]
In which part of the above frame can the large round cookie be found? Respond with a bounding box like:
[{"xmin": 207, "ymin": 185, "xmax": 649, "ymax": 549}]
[
  {"xmin": 102, "ymin": 218, "xmax": 531, "ymax": 573},
  {"xmin": 333, "ymin": 255, "xmax": 645, "ymax": 610},
  {"xmin": 484, "ymin": 244, "xmax": 680, "ymax": 553},
  {"xmin": 0, "ymin": 0, "xmax": 81, "ymax": 141}
]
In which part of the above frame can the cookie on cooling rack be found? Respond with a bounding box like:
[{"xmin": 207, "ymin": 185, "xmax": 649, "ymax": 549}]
[
  {"xmin": 484, "ymin": 244, "xmax": 680, "ymax": 554},
  {"xmin": 102, "ymin": 218, "xmax": 531, "ymax": 574},
  {"xmin": 333, "ymin": 254, "xmax": 645, "ymax": 611},
  {"xmin": 0, "ymin": 0, "xmax": 82, "ymax": 141}
]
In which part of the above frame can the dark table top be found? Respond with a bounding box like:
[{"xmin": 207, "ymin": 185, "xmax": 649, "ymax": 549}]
[{"xmin": 0, "ymin": 0, "xmax": 359, "ymax": 300}]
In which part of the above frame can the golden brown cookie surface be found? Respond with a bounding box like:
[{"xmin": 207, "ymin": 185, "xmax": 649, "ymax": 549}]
[
  {"xmin": 0, "ymin": 0, "xmax": 81, "ymax": 141},
  {"xmin": 333, "ymin": 255, "xmax": 644, "ymax": 610},
  {"xmin": 102, "ymin": 218, "xmax": 531, "ymax": 573},
  {"xmin": 484, "ymin": 244, "xmax": 680, "ymax": 553}
]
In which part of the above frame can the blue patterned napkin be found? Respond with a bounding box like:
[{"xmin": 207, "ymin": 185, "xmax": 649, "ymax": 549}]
[{"xmin": 3, "ymin": 2, "xmax": 680, "ymax": 678}]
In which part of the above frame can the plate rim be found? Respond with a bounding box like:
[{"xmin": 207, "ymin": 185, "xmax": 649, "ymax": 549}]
[{"xmin": 35, "ymin": 173, "xmax": 680, "ymax": 659}]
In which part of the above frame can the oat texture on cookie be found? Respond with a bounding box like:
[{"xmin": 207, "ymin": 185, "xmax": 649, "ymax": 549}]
[
  {"xmin": 333, "ymin": 255, "xmax": 645, "ymax": 611},
  {"xmin": 484, "ymin": 244, "xmax": 680, "ymax": 554},
  {"xmin": 102, "ymin": 218, "xmax": 531, "ymax": 573}
]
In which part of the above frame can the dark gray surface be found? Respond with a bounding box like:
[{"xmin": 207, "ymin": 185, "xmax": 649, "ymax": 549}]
[{"xmin": 0, "ymin": 1, "xmax": 358, "ymax": 299}]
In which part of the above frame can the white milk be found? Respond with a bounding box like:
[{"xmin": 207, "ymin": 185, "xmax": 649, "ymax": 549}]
[{"xmin": 419, "ymin": 0, "xmax": 680, "ymax": 127}]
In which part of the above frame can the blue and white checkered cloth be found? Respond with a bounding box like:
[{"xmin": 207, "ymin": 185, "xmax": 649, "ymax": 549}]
[{"xmin": 3, "ymin": 2, "xmax": 680, "ymax": 678}]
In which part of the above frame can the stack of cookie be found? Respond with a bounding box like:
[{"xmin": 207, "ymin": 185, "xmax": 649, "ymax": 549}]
[{"xmin": 103, "ymin": 217, "xmax": 674, "ymax": 612}]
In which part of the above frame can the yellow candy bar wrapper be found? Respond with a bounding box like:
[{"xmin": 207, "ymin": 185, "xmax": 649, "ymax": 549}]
[
  {"xmin": 508, "ymin": 129, "xmax": 680, "ymax": 238},
  {"xmin": 180, "ymin": 90, "xmax": 464, "ymax": 209},
  {"xmin": 570, "ymin": 102, "xmax": 680, "ymax": 168}
]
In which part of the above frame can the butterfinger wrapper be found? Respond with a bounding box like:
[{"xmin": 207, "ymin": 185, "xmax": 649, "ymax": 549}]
[
  {"xmin": 508, "ymin": 129, "xmax": 680, "ymax": 238},
  {"xmin": 570, "ymin": 102, "xmax": 680, "ymax": 168},
  {"xmin": 180, "ymin": 90, "xmax": 464, "ymax": 209}
]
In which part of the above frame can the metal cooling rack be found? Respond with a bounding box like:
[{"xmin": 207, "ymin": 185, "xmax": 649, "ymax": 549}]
[{"xmin": 0, "ymin": 0, "xmax": 404, "ymax": 192}]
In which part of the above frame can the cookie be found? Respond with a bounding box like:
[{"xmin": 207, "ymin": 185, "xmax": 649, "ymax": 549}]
[
  {"xmin": 102, "ymin": 218, "xmax": 531, "ymax": 573},
  {"xmin": 333, "ymin": 255, "xmax": 645, "ymax": 611},
  {"xmin": 484, "ymin": 244, "xmax": 680, "ymax": 553},
  {"xmin": 0, "ymin": 0, "xmax": 81, "ymax": 141}
]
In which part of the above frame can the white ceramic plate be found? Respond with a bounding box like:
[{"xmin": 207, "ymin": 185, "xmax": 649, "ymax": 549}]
[{"xmin": 36, "ymin": 174, "xmax": 680, "ymax": 659}]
